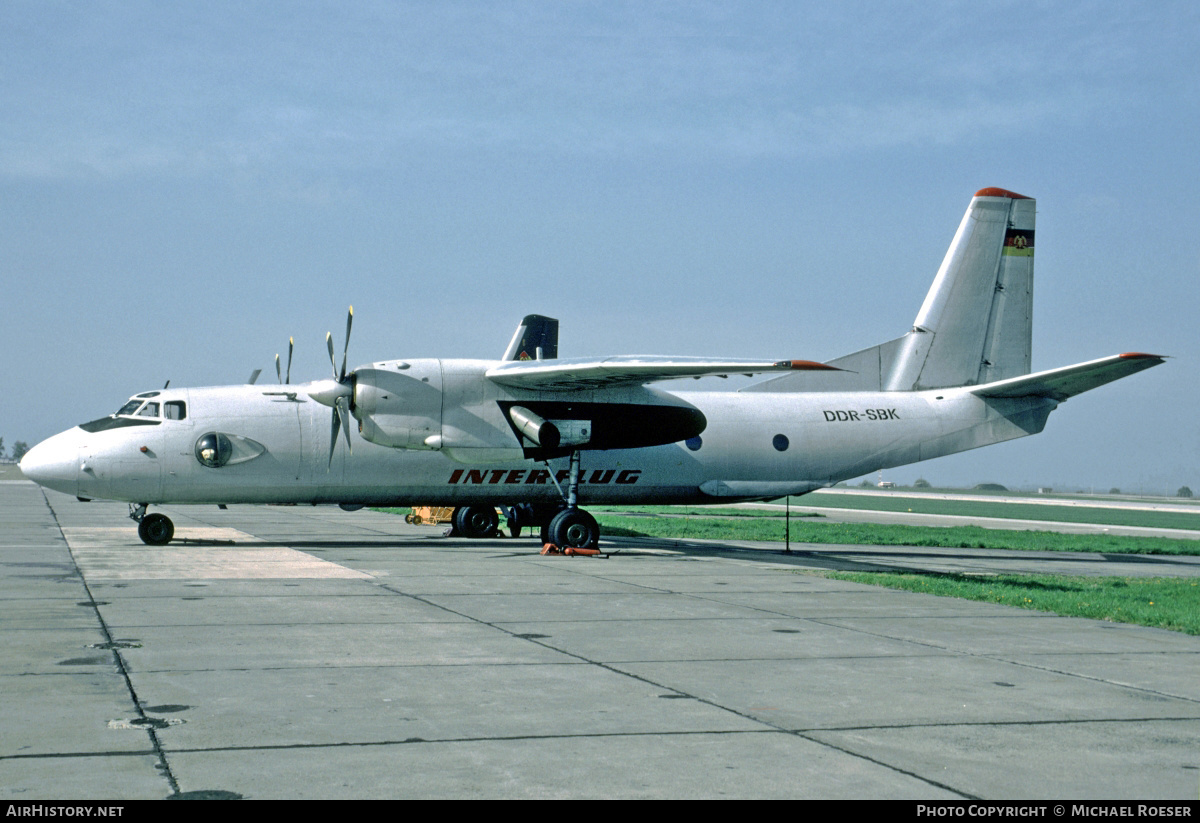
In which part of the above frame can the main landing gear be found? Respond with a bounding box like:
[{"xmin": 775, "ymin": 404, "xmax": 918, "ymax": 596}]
[
  {"xmin": 448, "ymin": 452, "xmax": 602, "ymax": 550},
  {"xmin": 544, "ymin": 451, "xmax": 600, "ymax": 550},
  {"xmin": 130, "ymin": 503, "xmax": 174, "ymax": 546}
]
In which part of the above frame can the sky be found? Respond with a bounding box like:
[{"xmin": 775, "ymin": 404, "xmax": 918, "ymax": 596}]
[{"xmin": 2, "ymin": 1, "xmax": 1197, "ymax": 493}]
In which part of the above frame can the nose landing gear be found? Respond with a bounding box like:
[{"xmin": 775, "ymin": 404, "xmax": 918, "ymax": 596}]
[{"xmin": 129, "ymin": 503, "xmax": 174, "ymax": 546}]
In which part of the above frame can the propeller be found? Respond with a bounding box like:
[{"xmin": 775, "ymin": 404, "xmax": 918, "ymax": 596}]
[
  {"xmin": 275, "ymin": 337, "xmax": 294, "ymax": 385},
  {"xmin": 306, "ymin": 307, "xmax": 355, "ymax": 467}
]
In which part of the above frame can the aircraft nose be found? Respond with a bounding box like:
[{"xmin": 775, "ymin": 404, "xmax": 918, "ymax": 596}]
[{"xmin": 20, "ymin": 433, "xmax": 79, "ymax": 495}]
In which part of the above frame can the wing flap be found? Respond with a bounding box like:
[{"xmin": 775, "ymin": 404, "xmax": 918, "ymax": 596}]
[
  {"xmin": 486, "ymin": 356, "xmax": 837, "ymax": 391},
  {"xmin": 970, "ymin": 353, "xmax": 1165, "ymax": 402}
]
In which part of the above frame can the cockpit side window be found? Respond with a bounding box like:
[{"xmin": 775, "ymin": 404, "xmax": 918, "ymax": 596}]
[
  {"xmin": 136, "ymin": 402, "xmax": 160, "ymax": 418},
  {"xmin": 116, "ymin": 400, "xmax": 142, "ymax": 416},
  {"xmin": 164, "ymin": 401, "xmax": 186, "ymax": 420}
]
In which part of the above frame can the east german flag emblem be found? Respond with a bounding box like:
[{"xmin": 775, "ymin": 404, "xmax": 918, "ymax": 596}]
[{"xmin": 1003, "ymin": 228, "xmax": 1034, "ymax": 256}]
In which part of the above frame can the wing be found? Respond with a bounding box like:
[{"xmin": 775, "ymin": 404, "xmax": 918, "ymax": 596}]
[
  {"xmin": 486, "ymin": 355, "xmax": 839, "ymax": 391},
  {"xmin": 970, "ymin": 353, "xmax": 1165, "ymax": 402}
]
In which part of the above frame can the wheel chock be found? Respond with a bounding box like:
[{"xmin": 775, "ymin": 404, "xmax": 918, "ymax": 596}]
[{"xmin": 540, "ymin": 543, "xmax": 604, "ymax": 557}]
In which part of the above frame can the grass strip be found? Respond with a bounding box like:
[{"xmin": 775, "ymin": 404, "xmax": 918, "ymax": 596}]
[
  {"xmin": 803, "ymin": 570, "xmax": 1200, "ymax": 635},
  {"xmin": 593, "ymin": 513, "xmax": 1200, "ymax": 555}
]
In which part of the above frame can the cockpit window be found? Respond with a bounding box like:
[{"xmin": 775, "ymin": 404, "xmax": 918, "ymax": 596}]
[
  {"xmin": 164, "ymin": 401, "xmax": 186, "ymax": 420},
  {"xmin": 136, "ymin": 402, "xmax": 160, "ymax": 418},
  {"xmin": 116, "ymin": 400, "xmax": 143, "ymax": 416}
]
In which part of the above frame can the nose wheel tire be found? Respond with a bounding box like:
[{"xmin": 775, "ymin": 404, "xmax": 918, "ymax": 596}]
[{"xmin": 138, "ymin": 513, "xmax": 174, "ymax": 546}]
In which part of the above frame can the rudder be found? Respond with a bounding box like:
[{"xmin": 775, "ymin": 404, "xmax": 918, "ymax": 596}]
[{"xmin": 887, "ymin": 187, "xmax": 1035, "ymax": 390}]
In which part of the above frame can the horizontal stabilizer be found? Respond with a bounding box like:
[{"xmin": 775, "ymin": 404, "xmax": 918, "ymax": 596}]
[
  {"xmin": 970, "ymin": 353, "xmax": 1165, "ymax": 402},
  {"xmin": 487, "ymin": 356, "xmax": 837, "ymax": 391}
]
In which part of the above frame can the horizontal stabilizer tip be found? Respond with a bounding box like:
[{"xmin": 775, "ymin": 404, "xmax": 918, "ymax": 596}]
[
  {"xmin": 775, "ymin": 359, "xmax": 841, "ymax": 371},
  {"xmin": 971, "ymin": 353, "xmax": 1166, "ymax": 403}
]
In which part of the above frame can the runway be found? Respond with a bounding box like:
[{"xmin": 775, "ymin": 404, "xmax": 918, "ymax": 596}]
[
  {"xmin": 740, "ymin": 491, "xmax": 1200, "ymax": 541},
  {"xmin": 2, "ymin": 481, "xmax": 1199, "ymax": 799}
]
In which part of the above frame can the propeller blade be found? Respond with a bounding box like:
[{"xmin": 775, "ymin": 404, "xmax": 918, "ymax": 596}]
[
  {"xmin": 285, "ymin": 337, "xmax": 294, "ymax": 385},
  {"xmin": 337, "ymin": 396, "xmax": 353, "ymax": 455},
  {"xmin": 339, "ymin": 306, "xmax": 353, "ymax": 382},
  {"xmin": 275, "ymin": 354, "xmax": 282, "ymax": 384},
  {"xmin": 327, "ymin": 402, "xmax": 341, "ymax": 468},
  {"xmin": 321, "ymin": 309, "xmax": 356, "ymax": 469}
]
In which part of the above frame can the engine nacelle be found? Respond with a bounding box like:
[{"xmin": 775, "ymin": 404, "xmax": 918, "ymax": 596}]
[{"xmin": 353, "ymin": 361, "xmax": 443, "ymax": 450}]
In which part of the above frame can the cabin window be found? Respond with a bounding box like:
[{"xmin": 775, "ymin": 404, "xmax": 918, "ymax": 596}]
[
  {"xmin": 772, "ymin": 434, "xmax": 789, "ymax": 452},
  {"xmin": 164, "ymin": 401, "xmax": 186, "ymax": 420},
  {"xmin": 195, "ymin": 432, "xmax": 233, "ymax": 468}
]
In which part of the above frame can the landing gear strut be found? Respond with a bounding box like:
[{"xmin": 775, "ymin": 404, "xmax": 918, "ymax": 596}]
[
  {"xmin": 545, "ymin": 451, "xmax": 600, "ymax": 550},
  {"xmin": 130, "ymin": 503, "xmax": 174, "ymax": 546}
]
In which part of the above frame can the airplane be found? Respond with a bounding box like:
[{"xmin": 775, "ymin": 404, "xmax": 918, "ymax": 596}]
[{"xmin": 21, "ymin": 187, "xmax": 1165, "ymax": 549}]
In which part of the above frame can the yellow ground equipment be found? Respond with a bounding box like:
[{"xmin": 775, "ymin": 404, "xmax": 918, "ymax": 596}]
[{"xmin": 404, "ymin": 506, "xmax": 454, "ymax": 526}]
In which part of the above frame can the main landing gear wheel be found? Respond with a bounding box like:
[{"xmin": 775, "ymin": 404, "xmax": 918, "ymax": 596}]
[
  {"xmin": 138, "ymin": 513, "xmax": 174, "ymax": 546},
  {"xmin": 453, "ymin": 505, "xmax": 499, "ymax": 539},
  {"xmin": 548, "ymin": 508, "xmax": 599, "ymax": 550}
]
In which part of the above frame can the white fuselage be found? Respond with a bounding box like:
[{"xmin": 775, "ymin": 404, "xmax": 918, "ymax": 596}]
[{"xmin": 22, "ymin": 358, "xmax": 1056, "ymax": 508}]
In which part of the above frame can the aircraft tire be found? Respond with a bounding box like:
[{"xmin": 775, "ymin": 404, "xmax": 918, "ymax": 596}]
[
  {"xmin": 454, "ymin": 505, "xmax": 499, "ymax": 539},
  {"xmin": 138, "ymin": 513, "xmax": 174, "ymax": 546},
  {"xmin": 548, "ymin": 508, "xmax": 599, "ymax": 550}
]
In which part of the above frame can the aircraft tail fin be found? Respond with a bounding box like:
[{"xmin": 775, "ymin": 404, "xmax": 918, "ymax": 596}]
[
  {"xmin": 502, "ymin": 314, "xmax": 559, "ymax": 361},
  {"xmin": 887, "ymin": 187, "xmax": 1035, "ymax": 390},
  {"xmin": 744, "ymin": 188, "xmax": 1036, "ymax": 393}
]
